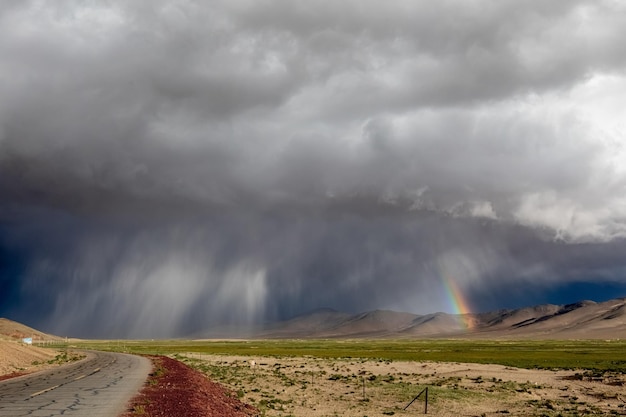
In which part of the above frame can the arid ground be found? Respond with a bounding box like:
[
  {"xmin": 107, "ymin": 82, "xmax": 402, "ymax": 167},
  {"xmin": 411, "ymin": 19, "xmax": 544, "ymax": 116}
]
[
  {"xmin": 181, "ymin": 353, "xmax": 626, "ymax": 417},
  {"xmin": 0, "ymin": 340, "xmax": 63, "ymax": 379},
  {"xmin": 3, "ymin": 340, "xmax": 626, "ymax": 416}
]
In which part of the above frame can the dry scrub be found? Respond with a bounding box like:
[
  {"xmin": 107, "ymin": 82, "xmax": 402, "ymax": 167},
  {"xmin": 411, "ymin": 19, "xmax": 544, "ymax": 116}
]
[
  {"xmin": 179, "ymin": 353, "xmax": 626, "ymax": 417},
  {"xmin": 0, "ymin": 340, "xmax": 65, "ymax": 379}
]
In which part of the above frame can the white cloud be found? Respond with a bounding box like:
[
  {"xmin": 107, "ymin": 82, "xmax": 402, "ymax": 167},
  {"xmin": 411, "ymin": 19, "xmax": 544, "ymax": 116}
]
[
  {"xmin": 470, "ymin": 201, "xmax": 497, "ymax": 220},
  {"xmin": 2, "ymin": 0, "xmax": 625, "ymax": 238}
]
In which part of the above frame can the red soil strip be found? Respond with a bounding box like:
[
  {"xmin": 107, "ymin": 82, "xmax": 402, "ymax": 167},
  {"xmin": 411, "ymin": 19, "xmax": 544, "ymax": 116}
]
[
  {"xmin": 121, "ymin": 355, "xmax": 259, "ymax": 417},
  {"xmin": 0, "ymin": 371, "xmax": 27, "ymax": 381}
]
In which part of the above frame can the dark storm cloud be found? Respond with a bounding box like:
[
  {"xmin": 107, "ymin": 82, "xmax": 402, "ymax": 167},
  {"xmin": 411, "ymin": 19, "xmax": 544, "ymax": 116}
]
[{"xmin": 1, "ymin": 0, "xmax": 625, "ymax": 336}]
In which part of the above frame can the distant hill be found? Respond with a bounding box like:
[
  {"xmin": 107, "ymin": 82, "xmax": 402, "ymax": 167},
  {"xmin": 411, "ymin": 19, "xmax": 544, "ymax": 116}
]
[
  {"xmin": 0, "ymin": 318, "xmax": 62, "ymax": 342},
  {"xmin": 5, "ymin": 297, "xmax": 626, "ymax": 341},
  {"xmin": 234, "ymin": 297, "xmax": 626, "ymax": 340}
]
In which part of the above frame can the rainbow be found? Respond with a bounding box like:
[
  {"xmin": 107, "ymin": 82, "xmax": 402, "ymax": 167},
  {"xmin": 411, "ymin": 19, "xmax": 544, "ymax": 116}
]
[
  {"xmin": 443, "ymin": 275, "xmax": 472, "ymax": 315},
  {"xmin": 443, "ymin": 276, "xmax": 475, "ymax": 330}
]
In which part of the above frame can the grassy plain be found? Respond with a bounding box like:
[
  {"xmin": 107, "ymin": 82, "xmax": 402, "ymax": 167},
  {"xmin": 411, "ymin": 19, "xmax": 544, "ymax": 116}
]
[{"xmin": 71, "ymin": 338, "xmax": 626, "ymax": 372}]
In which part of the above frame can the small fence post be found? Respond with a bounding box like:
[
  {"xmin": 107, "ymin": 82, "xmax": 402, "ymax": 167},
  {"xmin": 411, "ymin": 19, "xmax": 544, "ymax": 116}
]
[{"xmin": 362, "ymin": 376, "xmax": 366, "ymax": 398}]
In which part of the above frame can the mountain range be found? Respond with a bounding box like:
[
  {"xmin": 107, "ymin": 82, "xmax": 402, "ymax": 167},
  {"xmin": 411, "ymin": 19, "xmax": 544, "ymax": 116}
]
[
  {"xmin": 2, "ymin": 297, "xmax": 625, "ymax": 340},
  {"xmin": 201, "ymin": 297, "xmax": 626, "ymax": 339}
]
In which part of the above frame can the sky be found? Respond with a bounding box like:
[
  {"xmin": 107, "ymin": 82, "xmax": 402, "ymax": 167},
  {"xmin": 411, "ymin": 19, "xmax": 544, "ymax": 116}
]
[{"xmin": 1, "ymin": 0, "xmax": 625, "ymax": 338}]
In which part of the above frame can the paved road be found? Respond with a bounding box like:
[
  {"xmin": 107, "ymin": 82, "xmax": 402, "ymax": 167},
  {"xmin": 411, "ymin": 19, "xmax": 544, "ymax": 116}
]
[{"xmin": 0, "ymin": 351, "xmax": 151, "ymax": 417}]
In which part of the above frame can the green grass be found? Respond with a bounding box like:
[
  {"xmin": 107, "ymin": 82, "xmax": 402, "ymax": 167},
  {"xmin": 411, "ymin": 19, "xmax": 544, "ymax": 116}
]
[{"xmin": 65, "ymin": 339, "xmax": 626, "ymax": 372}]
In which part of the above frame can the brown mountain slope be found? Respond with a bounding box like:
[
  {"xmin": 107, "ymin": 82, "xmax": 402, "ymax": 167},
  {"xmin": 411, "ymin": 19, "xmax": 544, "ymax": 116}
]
[
  {"xmin": 483, "ymin": 298, "xmax": 623, "ymax": 339},
  {"xmin": 0, "ymin": 340, "xmax": 61, "ymax": 377},
  {"xmin": 483, "ymin": 304, "xmax": 562, "ymax": 330},
  {"xmin": 0, "ymin": 319, "xmax": 65, "ymax": 378},
  {"xmin": 525, "ymin": 298, "xmax": 626, "ymax": 339},
  {"xmin": 400, "ymin": 313, "xmax": 469, "ymax": 337},
  {"xmin": 0, "ymin": 318, "xmax": 62, "ymax": 341},
  {"xmin": 324, "ymin": 310, "xmax": 418, "ymax": 337},
  {"xmin": 255, "ymin": 308, "xmax": 353, "ymax": 338}
]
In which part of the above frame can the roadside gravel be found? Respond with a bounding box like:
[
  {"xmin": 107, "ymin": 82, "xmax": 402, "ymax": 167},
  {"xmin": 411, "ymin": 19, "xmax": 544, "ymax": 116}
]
[{"xmin": 120, "ymin": 356, "xmax": 258, "ymax": 417}]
